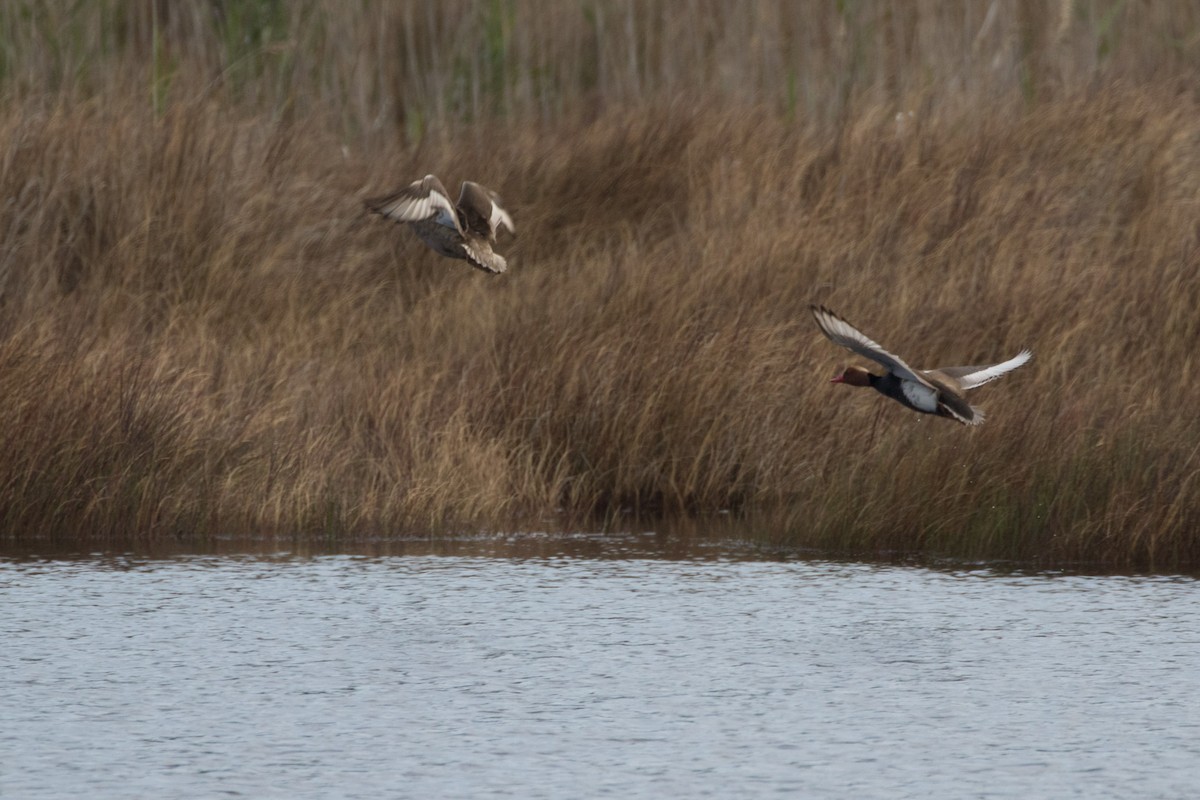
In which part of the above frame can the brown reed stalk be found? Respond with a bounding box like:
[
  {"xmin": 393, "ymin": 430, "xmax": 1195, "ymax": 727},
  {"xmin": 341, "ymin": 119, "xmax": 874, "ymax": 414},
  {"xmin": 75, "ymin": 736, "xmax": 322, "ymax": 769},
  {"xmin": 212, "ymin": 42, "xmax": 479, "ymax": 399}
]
[{"xmin": 1, "ymin": 3, "xmax": 1199, "ymax": 567}]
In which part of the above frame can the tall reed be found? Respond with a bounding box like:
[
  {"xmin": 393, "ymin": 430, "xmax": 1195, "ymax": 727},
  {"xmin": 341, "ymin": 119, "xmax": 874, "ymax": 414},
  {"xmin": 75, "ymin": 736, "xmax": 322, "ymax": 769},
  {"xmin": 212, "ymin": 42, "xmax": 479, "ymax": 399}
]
[
  {"xmin": 1, "ymin": 2, "xmax": 1199, "ymax": 567},
  {"xmin": 5, "ymin": 2, "xmax": 1200, "ymax": 135}
]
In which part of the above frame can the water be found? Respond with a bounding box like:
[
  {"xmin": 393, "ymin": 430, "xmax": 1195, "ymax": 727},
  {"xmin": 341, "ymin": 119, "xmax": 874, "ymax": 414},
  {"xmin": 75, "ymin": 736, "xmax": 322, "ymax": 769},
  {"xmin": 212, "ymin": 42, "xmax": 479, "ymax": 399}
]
[{"xmin": 3, "ymin": 537, "xmax": 1199, "ymax": 799}]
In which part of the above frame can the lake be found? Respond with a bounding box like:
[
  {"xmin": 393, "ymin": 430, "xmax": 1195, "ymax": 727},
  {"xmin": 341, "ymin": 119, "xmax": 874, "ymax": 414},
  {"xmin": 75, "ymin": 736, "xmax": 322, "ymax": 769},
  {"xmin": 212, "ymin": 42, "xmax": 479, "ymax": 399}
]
[{"xmin": 3, "ymin": 534, "xmax": 1198, "ymax": 799}]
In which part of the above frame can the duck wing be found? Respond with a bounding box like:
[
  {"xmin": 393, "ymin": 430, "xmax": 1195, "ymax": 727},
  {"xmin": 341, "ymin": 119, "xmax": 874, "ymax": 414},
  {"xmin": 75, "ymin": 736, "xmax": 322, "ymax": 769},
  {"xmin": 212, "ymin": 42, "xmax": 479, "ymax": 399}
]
[
  {"xmin": 810, "ymin": 305, "xmax": 934, "ymax": 389},
  {"xmin": 934, "ymin": 349, "xmax": 1032, "ymax": 390},
  {"xmin": 461, "ymin": 240, "xmax": 508, "ymax": 274},
  {"xmin": 457, "ymin": 181, "xmax": 515, "ymax": 240},
  {"xmin": 366, "ymin": 174, "xmax": 462, "ymax": 232}
]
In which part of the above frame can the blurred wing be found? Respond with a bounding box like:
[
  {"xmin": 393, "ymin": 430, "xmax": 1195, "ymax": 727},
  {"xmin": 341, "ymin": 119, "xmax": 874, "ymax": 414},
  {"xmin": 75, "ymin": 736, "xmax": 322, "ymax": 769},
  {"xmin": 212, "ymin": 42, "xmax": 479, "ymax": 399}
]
[
  {"xmin": 810, "ymin": 305, "xmax": 933, "ymax": 388},
  {"xmin": 936, "ymin": 349, "xmax": 1032, "ymax": 390},
  {"xmin": 366, "ymin": 175, "xmax": 461, "ymax": 231},
  {"xmin": 458, "ymin": 181, "xmax": 515, "ymax": 238},
  {"xmin": 490, "ymin": 202, "xmax": 515, "ymax": 236},
  {"xmin": 461, "ymin": 242, "xmax": 508, "ymax": 274}
]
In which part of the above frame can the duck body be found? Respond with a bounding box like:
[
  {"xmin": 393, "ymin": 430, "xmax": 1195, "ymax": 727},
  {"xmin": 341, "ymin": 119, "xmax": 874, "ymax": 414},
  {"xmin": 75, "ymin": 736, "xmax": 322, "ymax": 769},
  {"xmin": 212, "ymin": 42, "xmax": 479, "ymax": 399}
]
[
  {"xmin": 812, "ymin": 305, "xmax": 1031, "ymax": 426},
  {"xmin": 848, "ymin": 366, "xmax": 979, "ymax": 424},
  {"xmin": 366, "ymin": 175, "xmax": 515, "ymax": 274}
]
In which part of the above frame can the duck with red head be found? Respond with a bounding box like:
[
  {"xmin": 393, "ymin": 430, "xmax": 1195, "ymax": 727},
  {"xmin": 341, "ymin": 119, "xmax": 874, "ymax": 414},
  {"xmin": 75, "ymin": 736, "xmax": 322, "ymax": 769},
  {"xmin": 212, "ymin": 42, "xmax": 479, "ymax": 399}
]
[
  {"xmin": 811, "ymin": 305, "xmax": 1031, "ymax": 426},
  {"xmin": 831, "ymin": 365, "xmax": 872, "ymax": 387}
]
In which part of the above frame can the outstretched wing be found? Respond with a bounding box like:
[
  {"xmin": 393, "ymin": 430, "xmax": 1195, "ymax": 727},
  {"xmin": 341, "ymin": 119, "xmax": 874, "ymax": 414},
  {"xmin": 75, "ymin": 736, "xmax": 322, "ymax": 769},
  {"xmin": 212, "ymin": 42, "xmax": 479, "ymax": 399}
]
[
  {"xmin": 935, "ymin": 349, "xmax": 1032, "ymax": 390},
  {"xmin": 810, "ymin": 305, "xmax": 934, "ymax": 389},
  {"xmin": 365, "ymin": 174, "xmax": 461, "ymax": 232}
]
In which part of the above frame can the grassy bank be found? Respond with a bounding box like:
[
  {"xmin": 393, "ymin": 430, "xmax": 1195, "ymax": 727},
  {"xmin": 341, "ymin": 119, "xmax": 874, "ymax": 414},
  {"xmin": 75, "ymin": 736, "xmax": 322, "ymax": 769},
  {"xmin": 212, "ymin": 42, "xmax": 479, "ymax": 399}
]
[{"xmin": 2, "ymin": 2, "xmax": 1200, "ymax": 567}]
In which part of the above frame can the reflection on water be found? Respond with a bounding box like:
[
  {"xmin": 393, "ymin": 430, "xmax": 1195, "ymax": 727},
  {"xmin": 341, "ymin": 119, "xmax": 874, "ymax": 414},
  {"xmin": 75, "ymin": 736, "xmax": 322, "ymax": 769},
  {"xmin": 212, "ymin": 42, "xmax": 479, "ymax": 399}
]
[{"xmin": 3, "ymin": 538, "xmax": 1199, "ymax": 799}]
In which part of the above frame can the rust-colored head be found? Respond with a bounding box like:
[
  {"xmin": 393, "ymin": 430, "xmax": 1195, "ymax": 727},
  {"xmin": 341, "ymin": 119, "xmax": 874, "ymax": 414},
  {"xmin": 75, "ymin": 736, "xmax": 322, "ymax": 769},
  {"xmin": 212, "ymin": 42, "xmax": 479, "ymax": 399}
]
[{"xmin": 830, "ymin": 365, "xmax": 872, "ymax": 387}]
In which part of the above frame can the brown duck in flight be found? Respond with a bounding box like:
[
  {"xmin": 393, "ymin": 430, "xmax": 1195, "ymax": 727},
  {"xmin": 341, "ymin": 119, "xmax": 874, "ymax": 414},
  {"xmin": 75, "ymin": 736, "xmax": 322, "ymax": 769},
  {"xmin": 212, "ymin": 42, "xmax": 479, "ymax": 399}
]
[
  {"xmin": 365, "ymin": 174, "xmax": 516, "ymax": 274},
  {"xmin": 810, "ymin": 305, "xmax": 1031, "ymax": 425}
]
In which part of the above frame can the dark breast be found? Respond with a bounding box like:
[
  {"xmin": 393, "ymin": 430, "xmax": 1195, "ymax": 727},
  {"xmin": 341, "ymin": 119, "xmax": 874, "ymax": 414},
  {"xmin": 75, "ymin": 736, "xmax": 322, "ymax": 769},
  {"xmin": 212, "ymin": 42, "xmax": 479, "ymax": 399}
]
[{"xmin": 869, "ymin": 373, "xmax": 924, "ymax": 413}]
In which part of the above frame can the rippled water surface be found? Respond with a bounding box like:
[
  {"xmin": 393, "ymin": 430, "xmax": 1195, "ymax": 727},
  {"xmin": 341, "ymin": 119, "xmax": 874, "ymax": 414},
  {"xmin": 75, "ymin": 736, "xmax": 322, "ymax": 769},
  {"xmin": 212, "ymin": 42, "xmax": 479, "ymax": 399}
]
[{"xmin": 3, "ymin": 537, "xmax": 1199, "ymax": 799}]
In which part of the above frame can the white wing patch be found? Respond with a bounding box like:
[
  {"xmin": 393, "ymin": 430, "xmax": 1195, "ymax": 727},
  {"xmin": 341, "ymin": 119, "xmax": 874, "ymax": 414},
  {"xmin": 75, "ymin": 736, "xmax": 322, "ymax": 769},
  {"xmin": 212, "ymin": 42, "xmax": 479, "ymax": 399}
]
[
  {"xmin": 900, "ymin": 379, "xmax": 939, "ymax": 412},
  {"xmin": 956, "ymin": 349, "xmax": 1033, "ymax": 390},
  {"xmin": 490, "ymin": 204, "xmax": 515, "ymax": 235}
]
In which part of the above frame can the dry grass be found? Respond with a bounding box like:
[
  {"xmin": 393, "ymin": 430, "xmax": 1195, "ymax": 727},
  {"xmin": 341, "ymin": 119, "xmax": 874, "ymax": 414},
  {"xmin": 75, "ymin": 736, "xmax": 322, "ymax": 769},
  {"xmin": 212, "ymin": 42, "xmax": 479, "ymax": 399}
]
[{"xmin": 2, "ymin": 2, "xmax": 1200, "ymax": 567}]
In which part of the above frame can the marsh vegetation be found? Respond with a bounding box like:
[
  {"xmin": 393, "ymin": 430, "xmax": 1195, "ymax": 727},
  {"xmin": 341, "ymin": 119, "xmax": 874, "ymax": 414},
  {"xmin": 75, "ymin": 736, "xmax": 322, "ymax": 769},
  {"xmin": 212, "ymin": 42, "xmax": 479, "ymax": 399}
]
[{"xmin": 2, "ymin": 1, "xmax": 1199, "ymax": 567}]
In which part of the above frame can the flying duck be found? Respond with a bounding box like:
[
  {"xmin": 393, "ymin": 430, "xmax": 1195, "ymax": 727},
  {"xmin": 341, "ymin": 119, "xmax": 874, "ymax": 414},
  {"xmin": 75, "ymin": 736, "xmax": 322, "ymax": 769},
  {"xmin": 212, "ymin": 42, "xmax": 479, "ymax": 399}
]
[
  {"xmin": 365, "ymin": 175, "xmax": 515, "ymax": 274},
  {"xmin": 810, "ymin": 304, "xmax": 1031, "ymax": 425}
]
